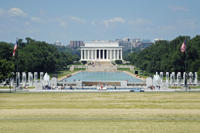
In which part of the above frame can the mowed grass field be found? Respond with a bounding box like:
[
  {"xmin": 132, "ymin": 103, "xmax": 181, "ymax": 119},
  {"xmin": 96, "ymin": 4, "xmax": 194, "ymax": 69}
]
[{"xmin": 0, "ymin": 92, "xmax": 200, "ymax": 133}]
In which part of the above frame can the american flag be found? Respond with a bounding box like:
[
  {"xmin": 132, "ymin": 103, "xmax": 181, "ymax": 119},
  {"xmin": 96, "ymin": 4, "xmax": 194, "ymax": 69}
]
[
  {"xmin": 180, "ymin": 40, "xmax": 186, "ymax": 53},
  {"xmin": 12, "ymin": 41, "xmax": 18, "ymax": 56}
]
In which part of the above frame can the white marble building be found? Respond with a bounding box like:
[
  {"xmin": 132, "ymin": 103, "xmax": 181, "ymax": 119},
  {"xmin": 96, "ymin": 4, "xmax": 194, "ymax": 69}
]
[{"xmin": 80, "ymin": 41, "xmax": 123, "ymax": 61}]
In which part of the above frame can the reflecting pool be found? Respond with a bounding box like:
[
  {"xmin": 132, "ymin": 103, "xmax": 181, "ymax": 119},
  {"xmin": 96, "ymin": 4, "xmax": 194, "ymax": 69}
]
[{"xmin": 60, "ymin": 72, "xmax": 143, "ymax": 83}]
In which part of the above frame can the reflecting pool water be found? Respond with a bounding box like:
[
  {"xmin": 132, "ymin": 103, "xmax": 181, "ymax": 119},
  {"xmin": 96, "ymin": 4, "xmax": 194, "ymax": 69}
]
[{"xmin": 60, "ymin": 72, "xmax": 143, "ymax": 83}]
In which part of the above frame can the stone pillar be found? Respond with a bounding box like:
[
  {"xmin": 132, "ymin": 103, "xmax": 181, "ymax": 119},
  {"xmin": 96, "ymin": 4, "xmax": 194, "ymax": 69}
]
[
  {"xmin": 118, "ymin": 50, "xmax": 121, "ymax": 60},
  {"xmin": 81, "ymin": 49, "xmax": 83, "ymax": 60},
  {"xmin": 107, "ymin": 50, "xmax": 110, "ymax": 60},
  {"xmin": 109, "ymin": 50, "xmax": 111, "ymax": 60},
  {"xmin": 89, "ymin": 50, "xmax": 91, "ymax": 59},
  {"xmin": 113, "ymin": 49, "xmax": 116, "ymax": 60},
  {"xmin": 88, "ymin": 49, "xmax": 90, "ymax": 60},
  {"xmin": 120, "ymin": 49, "xmax": 123, "ymax": 60},
  {"xmin": 90, "ymin": 49, "xmax": 92, "ymax": 60},
  {"xmin": 40, "ymin": 72, "xmax": 44, "ymax": 82},
  {"xmin": 117, "ymin": 50, "xmax": 119, "ymax": 60},
  {"xmin": 91, "ymin": 49, "xmax": 93, "ymax": 60},
  {"xmin": 22, "ymin": 72, "xmax": 26, "ymax": 87},
  {"xmin": 116, "ymin": 49, "xmax": 118, "ymax": 60},
  {"xmin": 85, "ymin": 50, "xmax": 86, "ymax": 60},
  {"xmin": 83, "ymin": 49, "xmax": 85, "ymax": 59},
  {"xmin": 111, "ymin": 50, "xmax": 113, "ymax": 60},
  {"xmin": 88, "ymin": 50, "xmax": 89, "ymax": 60},
  {"xmin": 119, "ymin": 50, "xmax": 120, "ymax": 60},
  {"xmin": 93, "ymin": 49, "xmax": 95, "ymax": 60},
  {"xmin": 95, "ymin": 49, "xmax": 97, "ymax": 60},
  {"xmin": 87, "ymin": 49, "xmax": 89, "ymax": 60},
  {"xmin": 99, "ymin": 49, "xmax": 101, "ymax": 60},
  {"xmin": 106, "ymin": 50, "xmax": 108, "ymax": 60},
  {"xmin": 118, "ymin": 49, "xmax": 120, "ymax": 60}
]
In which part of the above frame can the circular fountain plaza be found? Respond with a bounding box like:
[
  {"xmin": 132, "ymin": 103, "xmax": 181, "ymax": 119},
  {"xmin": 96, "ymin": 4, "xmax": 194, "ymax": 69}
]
[{"xmin": 59, "ymin": 61, "xmax": 145, "ymax": 90}]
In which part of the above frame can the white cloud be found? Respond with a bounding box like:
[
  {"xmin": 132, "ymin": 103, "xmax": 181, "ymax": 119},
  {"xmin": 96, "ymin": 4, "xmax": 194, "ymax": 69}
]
[
  {"xmin": 69, "ymin": 16, "xmax": 86, "ymax": 24},
  {"xmin": 104, "ymin": 17, "xmax": 125, "ymax": 27},
  {"xmin": 91, "ymin": 21, "xmax": 97, "ymax": 26},
  {"xmin": 8, "ymin": 8, "xmax": 27, "ymax": 17},
  {"xmin": 169, "ymin": 6, "xmax": 189, "ymax": 12},
  {"xmin": 128, "ymin": 18, "xmax": 152, "ymax": 25},
  {"xmin": 0, "ymin": 8, "xmax": 5, "ymax": 16},
  {"xmin": 31, "ymin": 17, "xmax": 44, "ymax": 23},
  {"xmin": 57, "ymin": 19, "xmax": 68, "ymax": 28}
]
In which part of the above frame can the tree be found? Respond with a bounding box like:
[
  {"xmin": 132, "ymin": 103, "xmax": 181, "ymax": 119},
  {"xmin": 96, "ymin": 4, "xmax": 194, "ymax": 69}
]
[
  {"xmin": 0, "ymin": 38, "xmax": 79, "ymax": 81},
  {"xmin": 0, "ymin": 59, "xmax": 14, "ymax": 82},
  {"xmin": 126, "ymin": 35, "xmax": 200, "ymax": 74}
]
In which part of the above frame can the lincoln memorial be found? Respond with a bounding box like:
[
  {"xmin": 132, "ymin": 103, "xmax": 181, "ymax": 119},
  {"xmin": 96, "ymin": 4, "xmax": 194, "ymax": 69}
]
[{"xmin": 80, "ymin": 41, "xmax": 123, "ymax": 61}]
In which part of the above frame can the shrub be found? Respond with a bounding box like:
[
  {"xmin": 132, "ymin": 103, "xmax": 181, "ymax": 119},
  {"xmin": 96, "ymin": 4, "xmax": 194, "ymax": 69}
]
[
  {"xmin": 81, "ymin": 61, "xmax": 87, "ymax": 65},
  {"xmin": 115, "ymin": 60, "xmax": 122, "ymax": 64}
]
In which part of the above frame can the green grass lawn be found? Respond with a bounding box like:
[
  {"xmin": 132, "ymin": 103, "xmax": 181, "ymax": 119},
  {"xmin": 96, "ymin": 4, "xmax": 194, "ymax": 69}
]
[
  {"xmin": 57, "ymin": 68, "xmax": 86, "ymax": 79},
  {"xmin": 117, "ymin": 67, "xmax": 131, "ymax": 71},
  {"xmin": 0, "ymin": 92, "xmax": 200, "ymax": 133}
]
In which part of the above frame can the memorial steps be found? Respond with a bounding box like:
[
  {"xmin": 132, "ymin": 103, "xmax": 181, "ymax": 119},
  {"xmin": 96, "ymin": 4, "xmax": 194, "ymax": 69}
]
[{"xmin": 86, "ymin": 61, "xmax": 117, "ymax": 72}]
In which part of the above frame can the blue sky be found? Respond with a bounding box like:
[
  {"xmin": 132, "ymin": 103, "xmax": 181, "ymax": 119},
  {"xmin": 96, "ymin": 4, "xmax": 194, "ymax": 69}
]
[{"xmin": 0, "ymin": 0, "xmax": 200, "ymax": 45}]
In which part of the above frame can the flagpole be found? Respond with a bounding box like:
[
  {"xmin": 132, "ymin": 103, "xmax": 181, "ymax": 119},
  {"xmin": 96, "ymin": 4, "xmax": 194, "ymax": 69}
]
[
  {"xmin": 181, "ymin": 39, "xmax": 187, "ymax": 90},
  {"xmin": 184, "ymin": 40, "xmax": 187, "ymax": 91},
  {"xmin": 184, "ymin": 49, "xmax": 187, "ymax": 91},
  {"xmin": 15, "ymin": 38, "xmax": 19, "ymax": 89}
]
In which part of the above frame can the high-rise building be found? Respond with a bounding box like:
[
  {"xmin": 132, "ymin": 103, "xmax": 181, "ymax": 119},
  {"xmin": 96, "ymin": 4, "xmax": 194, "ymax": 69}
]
[{"xmin": 68, "ymin": 41, "xmax": 84, "ymax": 49}]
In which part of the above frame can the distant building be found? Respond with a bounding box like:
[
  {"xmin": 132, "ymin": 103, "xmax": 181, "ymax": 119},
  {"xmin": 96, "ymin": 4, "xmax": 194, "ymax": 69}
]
[
  {"xmin": 80, "ymin": 41, "xmax": 122, "ymax": 61},
  {"xmin": 54, "ymin": 41, "xmax": 63, "ymax": 46},
  {"xmin": 68, "ymin": 41, "xmax": 84, "ymax": 49},
  {"xmin": 116, "ymin": 38, "xmax": 132, "ymax": 51},
  {"xmin": 116, "ymin": 38, "xmax": 152, "ymax": 51}
]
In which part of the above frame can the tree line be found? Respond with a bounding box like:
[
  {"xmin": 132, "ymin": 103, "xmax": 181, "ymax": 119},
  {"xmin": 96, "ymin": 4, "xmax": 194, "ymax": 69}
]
[
  {"xmin": 125, "ymin": 35, "xmax": 200, "ymax": 76},
  {"xmin": 0, "ymin": 38, "xmax": 79, "ymax": 82}
]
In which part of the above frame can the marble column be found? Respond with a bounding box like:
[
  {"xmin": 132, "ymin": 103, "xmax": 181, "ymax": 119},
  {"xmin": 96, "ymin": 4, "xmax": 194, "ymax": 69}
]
[
  {"xmin": 110, "ymin": 50, "xmax": 111, "ymax": 60},
  {"xmin": 108, "ymin": 50, "xmax": 110, "ymax": 59},
  {"xmin": 93, "ymin": 49, "xmax": 95, "ymax": 60},
  {"xmin": 112, "ymin": 50, "xmax": 114, "ymax": 60},
  {"xmin": 88, "ymin": 50, "xmax": 90, "ymax": 60},
  {"xmin": 115, "ymin": 49, "xmax": 117, "ymax": 60},
  {"xmin": 91, "ymin": 49, "xmax": 93, "ymax": 60},
  {"xmin": 111, "ymin": 49, "xmax": 113, "ymax": 60},
  {"xmin": 84, "ymin": 50, "xmax": 85, "ymax": 60},
  {"xmin": 86, "ymin": 50, "xmax": 88, "ymax": 60},
  {"xmin": 95, "ymin": 49, "xmax": 97, "ymax": 60},
  {"xmin": 113, "ymin": 49, "xmax": 116, "ymax": 60},
  {"xmin": 88, "ymin": 50, "xmax": 90, "ymax": 59},
  {"xmin": 81, "ymin": 49, "xmax": 83, "ymax": 60},
  {"xmin": 116, "ymin": 49, "xmax": 119, "ymax": 60},
  {"xmin": 89, "ymin": 50, "xmax": 91, "ymax": 59},
  {"xmin": 118, "ymin": 50, "xmax": 120, "ymax": 60},
  {"xmin": 120, "ymin": 49, "xmax": 122, "ymax": 60},
  {"xmin": 105, "ymin": 50, "xmax": 107, "ymax": 60},
  {"xmin": 82, "ymin": 49, "xmax": 83, "ymax": 60},
  {"xmin": 85, "ymin": 50, "xmax": 87, "ymax": 60}
]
